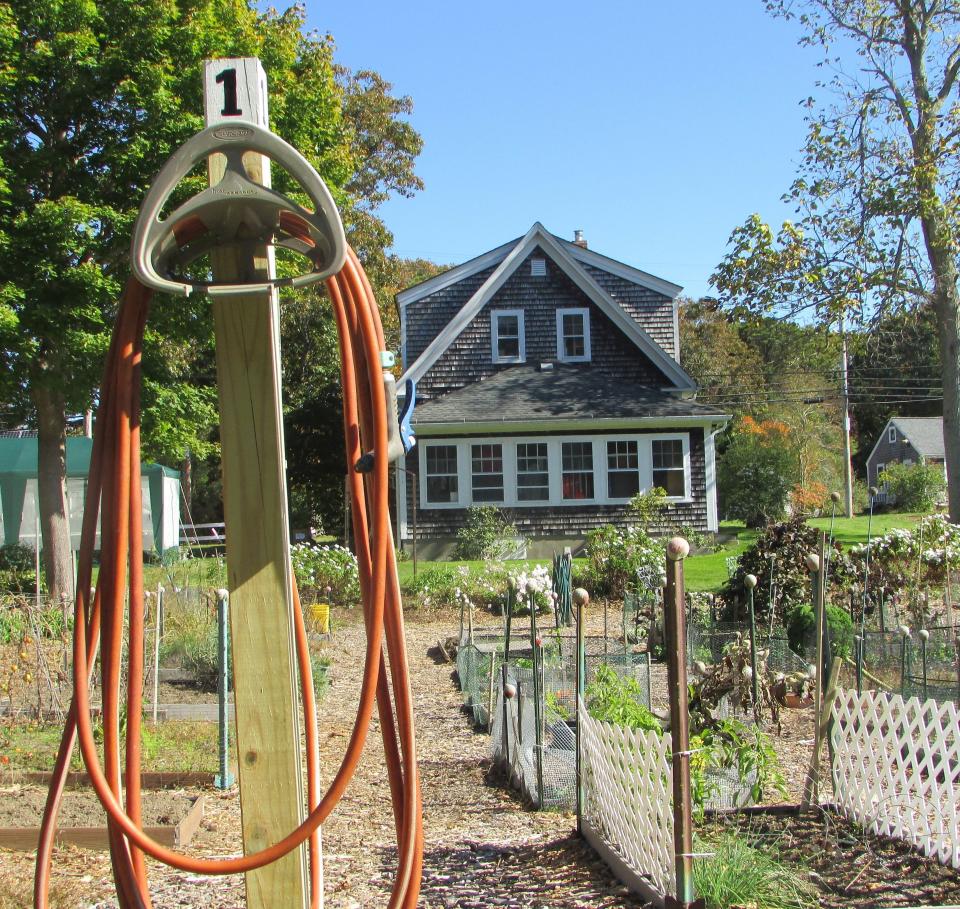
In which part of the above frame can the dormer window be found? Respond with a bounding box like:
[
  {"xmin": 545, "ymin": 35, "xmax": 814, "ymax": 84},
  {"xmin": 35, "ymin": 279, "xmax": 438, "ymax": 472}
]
[
  {"xmin": 557, "ymin": 308, "xmax": 591, "ymax": 362},
  {"xmin": 492, "ymin": 309, "xmax": 525, "ymax": 364}
]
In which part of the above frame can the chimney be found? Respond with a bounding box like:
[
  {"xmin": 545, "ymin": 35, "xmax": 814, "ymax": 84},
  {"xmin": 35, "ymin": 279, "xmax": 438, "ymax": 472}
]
[{"xmin": 573, "ymin": 229, "xmax": 587, "ymax": 249}]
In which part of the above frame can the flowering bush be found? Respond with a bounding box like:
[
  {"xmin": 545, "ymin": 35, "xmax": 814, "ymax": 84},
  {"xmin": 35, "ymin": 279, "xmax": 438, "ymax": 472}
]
[
  {"xmin": 584, "ymin": 524, "xmax": 666, "ymax": 598},
  {"xmin": 850, "ymin": 514, "xmax": 960, "ymax": 608},
  {"xmin": 506, "ymin": 563, "xmax": 555, "ymax": 615},
  {"xmin": 291, "ymin": 543, "xmax": 360, "ymax": 608}
]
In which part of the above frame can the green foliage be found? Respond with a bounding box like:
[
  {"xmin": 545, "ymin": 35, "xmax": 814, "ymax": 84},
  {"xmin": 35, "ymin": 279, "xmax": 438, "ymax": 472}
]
[
  {"xmin": 626, "ymin": 487, "xmax": 669, "ymax": 529},
  {"xmin": 584, "ymin": 524, "xmax": 666, "ymax": 599},
  {"xmin": 454, "ymin": 507, "xmax": 525, "ymax": 560},
  {"xmin": 310, "ymin": 651, "xmax": 331, "ymax": 702},
  {"xmin": 880, "ymin": 462, "xmax": 947, "ymax": 513},
  {"xmin": 0, "ymin": 545, "xmax": 41, "ymax": 595},
  {"xmin": 290, "ymin": 543, "xmax": 360, "ymax": 608},
  {"xmin": 786, "ymin": 603, "xmax": 854, "ymax": 660},
  {"xmin": 159, "ymin": 600, "xmax": 224, "ymax": 692},
  {"xmin": 718, "ymin": 418, "xmax": 799, "ymax": 527},
  {"xmin": 721, "ymin": 517, "xmax": 852, "ymax": 626},
  {"xmin": 693, "ymin": 831, "xmax": 818, "ymax": 909},
  {"xmin": 585, "ymin": 665, "xmax": 660, "ymax": 732}
]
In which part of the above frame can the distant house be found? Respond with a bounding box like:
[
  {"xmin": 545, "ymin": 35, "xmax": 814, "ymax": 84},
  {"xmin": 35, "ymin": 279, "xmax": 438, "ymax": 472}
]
[
  {"xmin": 0, "ymin": 435, "xmax": 181, "ymax": 554},
  {"xmin": 865, "ymin": 416, "xmax": 946, "ymax": 504},
  {"xmin": 394, "ymin": 223, "xmax": 729, "ymax": 557}
]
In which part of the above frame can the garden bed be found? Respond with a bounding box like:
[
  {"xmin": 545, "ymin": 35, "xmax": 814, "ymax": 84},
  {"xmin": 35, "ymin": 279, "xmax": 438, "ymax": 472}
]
[
  {"xmin": 700, "ymin": 807, "xmax": 960, "ymax": 908},
  {"xmin": 0, "ymin": 786, "xmax": 204, "ymax": 851}
]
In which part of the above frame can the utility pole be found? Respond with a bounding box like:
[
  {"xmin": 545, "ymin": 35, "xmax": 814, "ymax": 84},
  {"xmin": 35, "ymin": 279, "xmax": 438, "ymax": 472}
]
[{"xmin": 839, "ymin": 316, "xmax": 854, "ymax": 518}]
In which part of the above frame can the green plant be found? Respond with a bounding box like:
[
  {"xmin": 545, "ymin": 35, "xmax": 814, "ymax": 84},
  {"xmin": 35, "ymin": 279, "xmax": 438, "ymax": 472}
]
[
  {"xmin": 693, "ymin": 831, "xmax": 818, "ymax": 909},
  {"xmin": 881, "ymin": 462, "xmax": 946, "ymax": 512},
  {"xmin": 454, "ymin": 506, "xmax": 525, "ymax": 560},
  {"xmin": 585, "ymin": 665, "xmax": 660, "ymax": 732},
  {"xmin": 291, "ymin": 543, "xmax": 360, "ymax": 608},
  {"xmin": 0, "ymin": 544, "xmax": 42, "ymax": 595},
  {"xmin": 786, "ymin": 603, "xmax": 854, "ymax": 659},
  {"xmin": 310, "ymin": 651, "xmax": 331, "ymax": 701},
  {"xmin": 721, "ymin": 517, "xmax": 853, "ymax": 627},
  {"xmin": 585, "ymin": 524, "xmax": 666, "ymax": 598},
  {"xmin": 627, "ymin": 487, "xmax": 669, "ymax": 529}
]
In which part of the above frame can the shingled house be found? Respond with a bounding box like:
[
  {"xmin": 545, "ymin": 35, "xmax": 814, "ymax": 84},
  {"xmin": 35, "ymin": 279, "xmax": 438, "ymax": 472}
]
[
  {"xmin": 394, "ymin": 223, "xmax": 729, "ymax": 556},
  {"xmin": 866, "ymin": 416, "xmax": 946, "ymax": 505}
]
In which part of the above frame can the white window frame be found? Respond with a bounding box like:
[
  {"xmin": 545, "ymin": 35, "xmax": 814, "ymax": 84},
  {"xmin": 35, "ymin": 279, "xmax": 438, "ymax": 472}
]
[
  {"xmin": 491, "ymin": 309, "xmax": 525, "ymax": 364},
  {"xmin": 605, "ymin": 438, "xmax": 642, "ymax": 501},
  {"xmin": 470, "ymin": 442, "xmax": 505, "ymax": 503},
  {"xmin": 888, "ymin": 425, "xmax": 897, "ymax": 443},
  {"xmin": 556, "ymin": 308, "xmax": 591, "ymax": 363},
  {"xmin": 650, "ymin": 435, "xmax": 690, "ymax": 501},
  {"xmin": 417, "ymin": 432, "xmax": 693, "ymax": 509},
  {"xmin": 420, "ymin": 442, "xmax": 462, "ymax": 506},
  {"xmin": 515, "ymin": 441, "xmax": 550, "ymax": 502}
]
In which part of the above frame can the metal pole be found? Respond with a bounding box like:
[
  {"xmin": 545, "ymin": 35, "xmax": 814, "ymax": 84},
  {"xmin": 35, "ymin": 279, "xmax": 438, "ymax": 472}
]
[
  {"xmin": 603, "ymin": 597, "xmax": 608, "ymax": 661},
  {"xmin": 745, "ymin": 576, "xmax": 759, "ymax": 714},
  {"xmin": 215, "ymin": 588, "xmax": 234, "ymax": 789},
  {"xmin": 531, "ymin": 602, "xmax": 544, "ymax": 808},
  {"xmin": 767, "ymin": 555, "xmax": 776, "ymax": 639},
  {"xmin": 839, "ymin": 320, "xmax": 854, "ymax": 518},
  {"xmin": 152, "ymin": 585, "xmax": 163, "ymax": 724},
  {"xmin": 411, "ymin": 476, "xmax": 417, "ymax": 583},
  {"xmin": 854, "ymin": 635, "xmax": 863, "ymax": 695},
  {"xmin": 920, "ymin": 629, "xmax": 929, "ymax": 700},
  {"xmin": 803, "ymin": 545, "xmax": 825, "ymax": 809},
  {"xmin": 861, "ymin": 488, "xmax": 878, "ymax": 637},
  {"xmin": 502, "ymin": 580, "xmax": 515, "ymax": 768},
  {"xmin": 664, "ymin": 538, "xmax": 702, "ymax": 909}
]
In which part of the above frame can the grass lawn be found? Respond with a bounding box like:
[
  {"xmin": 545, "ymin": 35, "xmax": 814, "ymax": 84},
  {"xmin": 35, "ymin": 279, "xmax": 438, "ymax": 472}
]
[{"xmin": 683, "ymin": 512, "xmax": 925, "ymax": 593}]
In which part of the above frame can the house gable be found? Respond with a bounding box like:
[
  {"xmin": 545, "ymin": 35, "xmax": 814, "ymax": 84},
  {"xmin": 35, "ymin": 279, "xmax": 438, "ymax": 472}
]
[{"xmin": 399, "ymin": 223, "xmax": 695, "ymax": 394}]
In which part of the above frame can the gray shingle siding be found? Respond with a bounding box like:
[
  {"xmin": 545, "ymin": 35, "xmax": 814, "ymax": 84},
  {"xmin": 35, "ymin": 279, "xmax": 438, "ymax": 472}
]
[{"xmin": 410, "ymin": 250, "xmax": 671, "ymax": 402}]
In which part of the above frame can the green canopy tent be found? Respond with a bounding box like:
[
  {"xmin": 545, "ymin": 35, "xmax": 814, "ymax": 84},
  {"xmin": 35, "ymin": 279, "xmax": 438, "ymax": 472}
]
[{"xmin": 0, "ymin": 436, "xmax": 181, "ymax": 555}]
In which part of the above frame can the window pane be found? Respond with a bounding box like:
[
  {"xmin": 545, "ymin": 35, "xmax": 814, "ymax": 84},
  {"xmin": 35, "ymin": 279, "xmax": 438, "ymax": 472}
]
[
  {"xmin": 608, "ymin": 471, "xmax": 640, "ymax": 498},
  {"xmin": 652, "ymin": 468, "xmax": 684, "ymax": 497},
  {"xmin": 425, "ymin": 445, "xmax": 458, "ymax": 503},
  {"xmin": 564, "ymin": 335, "xmax": 585, "ymax": 358},
  {"xmin": 561, "ymin": 312, "xmax": 587, "ymax": 359},
  {"xmin": 652, "ymin": 439, "xmax": 683, "ymax": 469},
  {"xmin": 516, "ymin": 443, "xmax": 549, "ymax": 501},
  {"xmin": 472, "ymin": 443, "xmax": 504, "ymax": 502},
  {"xmin": 498, "ymin": 336, "xmax": 520, "ymax": 359},
  {"xmin": 562, "ymin": 442, "xmax": 594, "ymax": 500}
]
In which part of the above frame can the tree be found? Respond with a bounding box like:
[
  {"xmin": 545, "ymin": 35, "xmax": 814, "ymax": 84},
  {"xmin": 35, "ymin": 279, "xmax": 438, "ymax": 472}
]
[
  {"xmin": 712, "ymin": 1, "xmax": 960, "ymax": 521},
  {"xmin": 0, "ymin": 0, "xmax": 423, "ymax": 596},
  {"xmin": 718, "ymin": 417, "xmax": 800, "ymax": 526}
]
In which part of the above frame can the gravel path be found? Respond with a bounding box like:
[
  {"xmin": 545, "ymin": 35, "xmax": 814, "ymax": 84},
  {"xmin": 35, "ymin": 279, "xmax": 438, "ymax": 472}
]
[{"xmin": 0, "ymin": 607, "xmax": 645, "ymax": 908}]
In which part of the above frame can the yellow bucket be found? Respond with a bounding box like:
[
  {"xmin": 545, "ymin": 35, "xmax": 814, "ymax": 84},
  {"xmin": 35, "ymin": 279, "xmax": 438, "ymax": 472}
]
[{"xmin": 309, "ymin": 602, "xmax": 330, "ymax": 635}]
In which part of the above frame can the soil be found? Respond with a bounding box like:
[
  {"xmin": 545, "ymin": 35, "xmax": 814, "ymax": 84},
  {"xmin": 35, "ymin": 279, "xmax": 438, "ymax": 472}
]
[
  {"xmin": 0, "ymin": 786, "xmax": 193, "ymax": 828},
  {"xmin": 703, "ymin": 808, "xmax": 960, "ymax": 908},
  {"xmin": 0, "ymin": 604, "xmax": 956, "ymax": 908}
]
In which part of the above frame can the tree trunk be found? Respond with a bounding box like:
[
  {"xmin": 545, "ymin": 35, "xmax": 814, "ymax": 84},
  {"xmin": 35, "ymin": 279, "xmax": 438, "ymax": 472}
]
[
  {"xmin": 32, "ymin": 385, "xmax": 75, "ymax": 604},
  {"xmin": 932, "ymin": 271, "xmax": 960, "ymax": 523},
  {"xmin": 180, "ymin": 449, "xmax": 192, "ymax": 526}
]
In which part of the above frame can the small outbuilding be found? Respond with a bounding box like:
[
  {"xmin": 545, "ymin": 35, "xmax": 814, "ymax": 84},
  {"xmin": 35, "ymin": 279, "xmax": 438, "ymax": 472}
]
[
  {"xmin": 865, "ymin": 416, "xmax": 946, "ymax": 504},
  {"xmin": 0, "ymin": 435, "xmax": 181, "ymax": 554}
]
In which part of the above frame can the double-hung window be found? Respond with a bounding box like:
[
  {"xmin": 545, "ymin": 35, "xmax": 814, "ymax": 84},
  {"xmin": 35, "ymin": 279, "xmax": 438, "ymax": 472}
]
[
  {"xmin": 561, "ymin": 441, "xmax": 594, "ymax": 500},
  {"xmin": 492, "ymin": 310, "xmax": 525, "ymax": 364},
  {"xmin": 471, "ymin": 443, "xmax": 504, "ymax": 502},
  {"xmin": 651, "ymin": 438, "xmax": 685, "ymax": 497},
  {"xmin": 425, "ymin": 445, "xmax": 459, "ymax": 504},
  {"xmin": 606, "ymin": 440, "xmax": 639, "ymax": 499},
  {"xmin": 556, "ymin": 308, "xmax": 590, "ymax": 362},
  {"xmin": 516, "ymin": 442, "xmax": 549, "ymax": 501}
]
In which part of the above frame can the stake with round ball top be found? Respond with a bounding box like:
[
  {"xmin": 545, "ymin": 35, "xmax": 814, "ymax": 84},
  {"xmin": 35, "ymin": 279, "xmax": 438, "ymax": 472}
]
[
  {"xmin": 743, "ymin": 574, "xmax": 759, "ymax": 711},
  {"xmin": 667, "ymin": 536, "xmax": 690, "ymax": 562},
  {"xmin": 862, "ymin": 488, "xmax": 880, "ymax": 638}
]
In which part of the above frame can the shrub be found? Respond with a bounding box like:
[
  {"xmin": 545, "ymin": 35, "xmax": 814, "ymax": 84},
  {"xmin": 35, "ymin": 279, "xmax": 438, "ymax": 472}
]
[
  {"xmin": 507, "ymin": 563, "xmax": 554, "ymax": 615},
  {"xmin": 789, "ymin": 481, "xmax": 829, "ymax": 516},
  {"xmin": 881, "ymin": 461, "xmax": 946, "ymax": 512},
  {"xmin": 720, "ymin": 517, "xmax": 853, "ymax": 627},
  {"xmin": 454, "ymin": 506, "xmax": 525, "ymax": 560},
  {"xmin": 584, "ymin": 524, "xmax": 666, "ymax": 598},
  {"xmin": 718, "ymin": 417, "xmax": 799, "ymax": 527},
  {"xmin": 627, "ymin": 487, "xmax": 669, "ymax": 529},
  {"xmin": 0, "ymin": 544, "xmax": 42, "ymax": 595},
  {"xmin": 786, "ymin": 603, "xmax": 854, "ymax": 659},
  {"xmin": 291, "ymin": 543, "xmax": 360, "ymax": 608}
]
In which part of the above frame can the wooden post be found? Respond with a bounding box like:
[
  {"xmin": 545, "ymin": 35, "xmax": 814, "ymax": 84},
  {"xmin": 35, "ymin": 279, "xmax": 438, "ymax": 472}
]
[
  {"xmin": 203, "ymin": 59, "xmax": 309, "ymax": 907},
  {"xmin": 664, "ymin": 539, "xmax": 703, "ymax": 909},
  {"xmin": 502, "ymin": 581, "xmax": 515, "ymax": 768},
  {"xmin": 802, "ymin": 540, "xmax": 826, "ymax": 810}
]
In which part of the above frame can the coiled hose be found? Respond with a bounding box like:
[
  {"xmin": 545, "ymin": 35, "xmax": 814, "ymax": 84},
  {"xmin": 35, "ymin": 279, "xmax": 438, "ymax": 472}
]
[{"xmin": 34, "ymin": 248, "xmax": 423, "ymax": 908}]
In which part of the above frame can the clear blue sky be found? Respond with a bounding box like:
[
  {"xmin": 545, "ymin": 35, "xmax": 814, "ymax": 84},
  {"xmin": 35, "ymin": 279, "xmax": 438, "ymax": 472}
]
[{"xmin": 306, "ymin": 1, "xmax": 825, "ymax": 300}]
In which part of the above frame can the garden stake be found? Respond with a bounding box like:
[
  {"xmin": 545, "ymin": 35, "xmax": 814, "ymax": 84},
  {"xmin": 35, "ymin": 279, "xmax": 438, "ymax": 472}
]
[
  {"xmin": 502, "ymin": 580, "xmax": 515, "ymax": 768},
  {"xmin": 487, "ymin": 653, "xmax": 496, "ymax": 733},
  {"xmin": 899, "ymin": 626, "xmax": 911, "ymax": 697},
  {"xmin": 664, "ymin": 538, "xmax": 704, "ymax": 909},
  {"xmin": 152, "ymin": 585, "xmax": 163, "ymax": 724},
  {"xmin": 530, "ymin": 603, "xmax": 544, "ymax": 807},
  {"xmin": 575, "ymin": 586, "xmax": 585, "ymax": 835},
  {"xmin": 920, "ymin": 629, "xmax": 929, "ymax": 700},
  {"xmin": 215, "ymin": 588, "xmax": 235, "ymax": 790},
  {"xmin": 854, "ymin": 635, "xmax": 863, "ymax": 695},
  {"xmin": 603, "ymin": 597, "xmax": 608, "ymax": 660},
  {"xmin": 801, "ymin": 545, "xmax": 825, "ymax": 810},
  {"xmin": 745, "ymin": 574, "xmax": 759, "ymax": 715},
  {"xmin": 467, "ymin": 598, "xmax": 474, "ymax": 644},
  {"xmin": 862, "ymin": 487, "xmax": 878, "ymax": 638},
  {"xmin": 767, "ymin": 555, "xmax": 776, "ymax": 639}
]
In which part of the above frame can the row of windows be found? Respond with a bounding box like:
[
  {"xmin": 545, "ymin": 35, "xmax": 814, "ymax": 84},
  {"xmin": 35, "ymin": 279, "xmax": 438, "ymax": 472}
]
[
  {"xmin": 420, "ymin": 436, "xmax": 688, "ymax": 508},
  {"xmin": 492, "ymin": 308, "xmax": 591, "ymax": 365}
]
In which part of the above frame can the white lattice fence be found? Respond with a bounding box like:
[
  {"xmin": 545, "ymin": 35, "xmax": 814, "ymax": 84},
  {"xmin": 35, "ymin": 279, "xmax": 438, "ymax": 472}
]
[
  {"xmin": 579, "ymin": 697, "xmax": 674, "ymax": 902},
  {"xmin": 831, "ymin": 688, "xmax": 960, "ymax": 870}
]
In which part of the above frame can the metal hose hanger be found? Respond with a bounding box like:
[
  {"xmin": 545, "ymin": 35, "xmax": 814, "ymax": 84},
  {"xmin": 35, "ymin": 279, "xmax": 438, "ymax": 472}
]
[{"xmin": 35, "ymin": 119, "xmax": 422, "ymax": 909}]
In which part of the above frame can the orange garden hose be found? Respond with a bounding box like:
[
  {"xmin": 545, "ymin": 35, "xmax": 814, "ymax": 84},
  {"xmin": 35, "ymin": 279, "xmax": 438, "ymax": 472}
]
[{"xmin": 34, "ymin": 250, "xmax": 423, "ymax": 907}]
